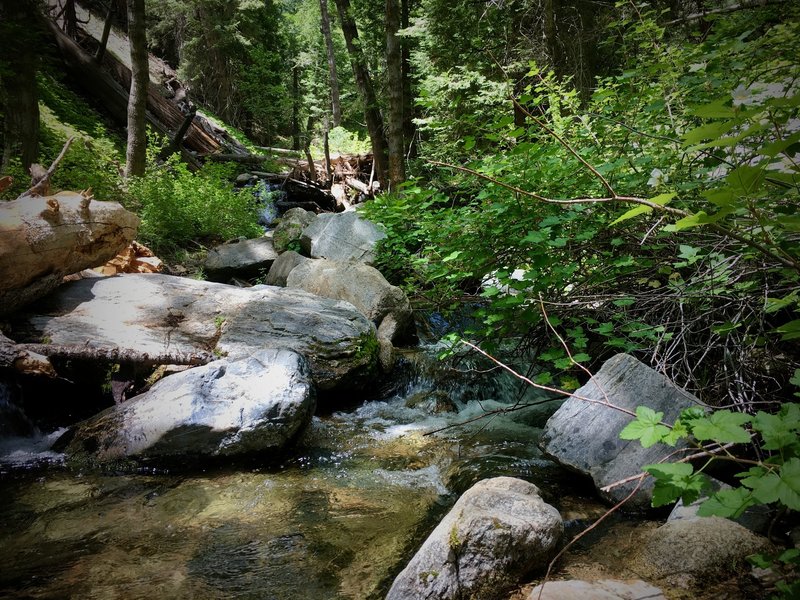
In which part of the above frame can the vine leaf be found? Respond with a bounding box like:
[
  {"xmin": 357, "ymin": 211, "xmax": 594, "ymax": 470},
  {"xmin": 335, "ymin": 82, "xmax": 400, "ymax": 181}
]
[
  {"xmin": 690, "ymin": 410, "xmax": 752, "ymax": 443},
  {"xmin": 620, "ymin": 406, "xmax": 670, "ymax": 448}
]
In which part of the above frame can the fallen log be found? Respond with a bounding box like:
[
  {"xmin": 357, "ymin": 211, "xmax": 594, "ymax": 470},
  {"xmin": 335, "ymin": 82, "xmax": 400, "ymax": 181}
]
[
  {"xmin": 345, "ymin": 177, "xmax": 373, "ymax": 197},
  {"xmin": 253, "ymin": 146, "xmax": 304, "ymax": 158},
  {"xmin": 0, "ymin": 191, "xmax": 140, "ymax": 315}
]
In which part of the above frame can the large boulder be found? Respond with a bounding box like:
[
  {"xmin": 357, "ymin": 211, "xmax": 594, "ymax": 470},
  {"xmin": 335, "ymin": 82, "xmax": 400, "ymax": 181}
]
[
  {"xmin": 540, "ymin": 353, "xmax": 700, "ymax": 509},
  {"xmin": 203, "ymin": 236, "xmax": 278, "ymax": 282},
  {"xmin": 527, "ymin": 579, "xmax": 666, "ymax": 600},
  {"xmin": 632, "ymin": 517, "xmax": 772, "ymax": 588},
  {"xmin": 10, "ymin": 274, "xmax": 379, "ymax": 394},
  {"xmin": 63, "ymin": 349, "xmax": 315, "ymax": 464},
  {"xmin": 265, "ymin": 250, "xmax": 309, "ymax": 287},
  {"xmin": 286, "ymin": 259, "xmax": 414, "ymax": 345},
  {"xmin": 0, "ymin": 192, "xmax": 139, "ymax": 315},
  {"xmin": 386, "ymin": 477, "xmax": 563, "ymax": 600},
  {"xmin": 273, "ymin": 208, "xmax": 317, "ymax": 253},
  {"xmin": 299, "ymin": 211, "xmax": 386, "ymax": 264}
]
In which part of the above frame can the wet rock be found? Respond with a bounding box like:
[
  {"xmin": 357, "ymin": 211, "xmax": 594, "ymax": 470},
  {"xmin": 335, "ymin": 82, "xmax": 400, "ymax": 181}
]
[
  {"xmin": 265, "ymin": 250, "xmax": 310, "ymax": 286},
  {"xmin": 405, "ymin": 389, "xmax": 458, "ymax": 414},
  {"xmin": 0, "ymin": 380, "xmax": 35, "ymax": 437},
  {"xmin": 633, "ymin": 516, "xmax": 772, "ymax": 588},
  {"xmin": 540, "ymin": 353, "xmax": 701, "ymax": 509},
  {"xmin": 64, "ymin": 349, "xmax": 315, "ymax": 463},
  {"xmin": 386, "ymin": 476, "xmax": 563, "ymax": 600},
  {"xmin": 286, "ymin": 259, "xmax": 414, "ymax": 345},
  {"xmin": 204, "ymin": 236, "xmax": 278, "ymax": 282},
  {"xmin": 527, "ymin": 579, "xmax": 666, "ymax": 600},
  {"xmin": 12, "ymin": 274, "xmax": 378, "ymax": 393},
  {"xmin": 273, "ymin": 208, "xmax": 317, "ymax": 253},
  {"xmin": 300, "ymin": 211, "xmax": 386, "ymax": 264}
]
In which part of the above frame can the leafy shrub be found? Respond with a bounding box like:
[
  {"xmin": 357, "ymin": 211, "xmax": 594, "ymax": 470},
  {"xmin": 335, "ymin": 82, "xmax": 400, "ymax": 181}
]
[{"xmin": 127, "ymin": 145, "xmax": 262, "ymax": 252}]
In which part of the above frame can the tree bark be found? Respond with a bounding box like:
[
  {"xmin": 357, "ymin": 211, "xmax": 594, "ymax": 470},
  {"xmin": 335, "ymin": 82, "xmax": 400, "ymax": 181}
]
[
  {"xmin": 95, "ymin": 1, "xmax": 116, "ymax": 63},
  {"xmin": 124, "ymin": 0, "xmax": 148, "ymax": 178},
  {"xmin": 333, "ymin": 0, "xmax": 388, "ymax": 188},
  {"xmin": 385, "ymin": 0, "xmax": 405, "ymax": 189},
  {"xmin": 0, "ymin": 0, "xmax": 41, "ymax": 172},
  {"xmin": 400, "ymin": 0, "xmax": 415, "ymax": 159},
  {"xmin": 319, "ymin": 0, "xmax": 342, "ymax": 127}
]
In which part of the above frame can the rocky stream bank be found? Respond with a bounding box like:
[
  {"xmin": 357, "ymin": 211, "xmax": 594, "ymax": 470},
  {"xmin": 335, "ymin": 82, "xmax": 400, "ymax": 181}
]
[{"xmin": 0, "ymin": 201, "xmax": 787, "ymax": 599}]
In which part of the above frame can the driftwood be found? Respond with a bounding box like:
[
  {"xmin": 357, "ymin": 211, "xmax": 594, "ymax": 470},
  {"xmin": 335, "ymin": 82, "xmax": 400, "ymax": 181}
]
[
  {"xmin": 0, "ymin": 331, "xmax": 211, "ymax": 378},
  {"xmin": 0, "ymin": 191, "xmax": 140, "ymax": 315},
  {"xmin": 23, "ymin": 137, "xmax": 74, "ymax": 198}
]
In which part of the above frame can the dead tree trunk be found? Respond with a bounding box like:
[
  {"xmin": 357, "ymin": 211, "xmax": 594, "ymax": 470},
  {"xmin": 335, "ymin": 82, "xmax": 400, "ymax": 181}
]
[
  {"xmin": 124, "ymin": 0, "xmax": 148, "ymax": 177},
  {"xmin": 333, "ymin": 0, "xmax": 388, "ymax": 188}
]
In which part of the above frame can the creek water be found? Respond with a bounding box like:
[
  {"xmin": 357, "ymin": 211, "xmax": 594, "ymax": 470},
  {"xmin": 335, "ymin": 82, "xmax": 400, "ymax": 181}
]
[{"xmin": 0, "ymin": 345, "xmax": 599, "ymax": 600}]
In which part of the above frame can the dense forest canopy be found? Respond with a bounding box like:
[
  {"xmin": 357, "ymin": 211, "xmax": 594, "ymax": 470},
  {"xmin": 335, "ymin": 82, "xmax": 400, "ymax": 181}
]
[{"xmin": 1, "ymin": 2, "xmax": 799, "ymax": 588}]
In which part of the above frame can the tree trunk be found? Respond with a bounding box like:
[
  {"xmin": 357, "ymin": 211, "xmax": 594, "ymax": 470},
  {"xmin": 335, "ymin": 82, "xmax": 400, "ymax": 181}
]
[
  {"xmin": 401, "ymin": 0, "xmax": 416, "ymax": 158},
  {"xmin": 95, "ymin": 2, "xmax": 116, "ymax": 63},
  {"xmin": 319, "ymin": 0, "xmax": 342, "ymax": 127},
  {"xmin": 292, "ymin": 65, "xmax": 301, "ymax": 151},
  {"xmin": 385, "ymin": 0, "xmax": 405, "ymax": 189},
  {"xmin": 333, "ymin": 0, "xmax": 388, "ymax": 188},
  {"xmin": 0, "ymin": 0, "xmax": 41, "ymax": 173},
  {"xmin": 124, "ymin": 0, "xmax": 148, "ymax": 177},
  {"xmin": 303, "ymin": 116, "xmax": 318, "ymax": 183}
]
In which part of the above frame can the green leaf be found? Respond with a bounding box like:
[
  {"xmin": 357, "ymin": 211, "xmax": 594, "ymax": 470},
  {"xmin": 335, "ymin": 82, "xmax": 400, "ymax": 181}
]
[
  {"xmin": 698, "ymin": 487, "xmax": 754, "ymax": 518},
  {"xmin": 691, "ymin": 410, "xmax": 752, "ymax": 443},
  {"xmin": 620, "ymin": 406, "xmax": 670, "ymax": 448},
  {"xmin": 689, "ymin": 99, "xmax": 736, "ymax": 118},
  {"xmin": 664, "ymin": 211, "xmax": 713, "ymax": 231},
  {"xmin": 442, "ymin": 250, "xmax": 462, "ymax": 262},
  {"xmin": 662, "ymin": 419, "xmax": 688, "ymax": 446},
  {"xmin": 611, "ymin": 193, "xmax": 676, "ymax": 225},
  {"xmin": 726, "ymin": 165, "xmax": 766, "ymax": 195},
  {"xmin": 777, "ymin": 458, "xmax": 800, "ymax": 510},
  {"xmin": 776, "ymin": 319, "xmax": 800, "ymax": 340},
  {"xmin": 752, "ymin": 407, "xmax": 800, "ymax": 451},
  {"xmin": 683, "ymin": 120, "xmax": 736, "ymax": 145},
  {"xmin": 645, "ymin": 463, "xmax": 708, "ymax": 507}
]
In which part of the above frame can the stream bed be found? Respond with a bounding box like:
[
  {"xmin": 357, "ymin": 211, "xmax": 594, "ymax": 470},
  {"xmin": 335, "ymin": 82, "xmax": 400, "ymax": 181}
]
[{"xmin": 0, "ymin": 348, "xmax": 606, "ymax": 599}]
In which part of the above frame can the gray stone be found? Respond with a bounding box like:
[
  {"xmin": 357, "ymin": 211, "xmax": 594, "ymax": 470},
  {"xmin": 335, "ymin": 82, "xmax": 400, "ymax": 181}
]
[
  {"xmin": 265, "ymin": 250, "xmax": 310, "ymax": 287},
  {"xmin": 273, "ymin": 208, "xmax": 317, "ymax": 253},
  {"xmin": 540, "ymin": 353, "xmax": 701, "ymax": 509},
  {"xmin": 300, "ymin": 211, "xmax": 386, "ymax": 264},
  {"xmin": 286, "ymin": 259, "xmax": 413, "ymax": 345},
  {"xmin": 12, "ymin": 274, "xmax": 378, "ymax": 393},
  {"xmin": 64, "ymin": 349, "xmax": 315, "ymax": 463},
  {"xmin": 667, "ymin": 477, "xmax": 772, "ymax": 534},
  {"xmin": 204, "ymin": 237, "xmax": 278, "ymax": 282},
  {"xmin": 634, "ymin": 516, "xmax": 772, "ymax": 587},
  {"xmin": 527, "ymin": 579, "xmax": 666, "ymax": 600},
  {"xmin": 386, "ymin": 477, "xmax": 563, "ymax": 600}
]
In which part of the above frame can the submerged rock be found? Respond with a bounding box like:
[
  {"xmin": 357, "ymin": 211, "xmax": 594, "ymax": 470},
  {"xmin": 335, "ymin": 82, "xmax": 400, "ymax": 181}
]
[
  {"xmin": 63, "ymin": 349, "xmax": 315, "ymax": 463},
  {"xmin": 204, "ymin": 236, "xmax": 278, "ymax": 282},
  {"xmin": 540, "ymin": 353, "xmax": 701, "ymax": 509},
  {"xmin": 527, "ymin": 579, "xmax": 666, "ymax": 600},
  {"xmin": 386, "ymin": 476, "xmax": 563, "ymax": 600},
  {"xmin": 300, "ymin": 211, "xmax": 386, "ymax": 264},
  {"xmin": 286, "ymin": 259, "xmax": 414, "ymax": 345},
  {"xmin": 12, "ymin": 274, "xmax": 378, "ymax": 393}
]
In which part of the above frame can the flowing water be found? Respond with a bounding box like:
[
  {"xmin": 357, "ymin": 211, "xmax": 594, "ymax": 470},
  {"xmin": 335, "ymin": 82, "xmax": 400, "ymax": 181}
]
[{"xmin": 0, "ymin": 345, "xmax": 598, "ymax": 600}]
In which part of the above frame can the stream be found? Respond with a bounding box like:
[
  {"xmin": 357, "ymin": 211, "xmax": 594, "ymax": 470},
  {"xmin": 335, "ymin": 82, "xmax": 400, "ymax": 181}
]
[{"xmin": 0, "ymin": 343, "xmax": 603, "ymax": 599}]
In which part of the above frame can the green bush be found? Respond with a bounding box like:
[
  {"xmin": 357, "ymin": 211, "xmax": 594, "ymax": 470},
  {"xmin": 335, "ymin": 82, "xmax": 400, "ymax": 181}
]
[{"xmin": 127, "ymin": 147, "xmax": 262, "ymax": 253}]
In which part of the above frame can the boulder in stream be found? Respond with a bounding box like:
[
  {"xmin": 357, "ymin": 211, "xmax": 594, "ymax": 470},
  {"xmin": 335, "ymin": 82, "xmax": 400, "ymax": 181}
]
[
  {"xmin": 540, "ymin": 353, "xmax": 702, "ymax": 509},
  {"xmin": 386, "ymin": 476, "xmax": 563, "ymax": 600},
  {"xmin": 300, "ymin": 211, "xmax": 386, "ymax": 264},
  {"xmin": 265, "ymin": 250, "xmax": 309, "ymax": 286},
  {"xmin": 10, "ymin": 273, "xmax": 379, "ymax": 394},
  {"xmin": 62, "ymin": 349, "xmax": 315, "ymax": 463},
  {"xmin": 286, "ymin": 259, "xmax": 414, "ymax": 345},
  {"xmin": 203, "ymin": 236, "xmax": 278, "ymax": 282},
  {"xmin": 273, "ymin": 208, "xmax": 317, "ymax": 253}
]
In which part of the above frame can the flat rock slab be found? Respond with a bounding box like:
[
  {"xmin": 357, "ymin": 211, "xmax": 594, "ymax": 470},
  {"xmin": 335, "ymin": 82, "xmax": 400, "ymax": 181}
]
[
  {"xmin": 540, "ymin": 353, "xmax": 701, "ymax": 509},
  {"xmin": 64, "ymin": 349, "xmax": 315, "ymax": 464},
  {"xmin": 386, "ymin": 477, "xmax": 563, "ymax": 600},
  {"xmin": 528, "ymin": 579, "xmax": 666, "ymax": 600},
  {"xmin": 300, "ymin": 211, "xmax": 386, "ymax": 264},
  {"xmin": 204, "ymin": 236, "xmax": 278, "ymax": 282},
  {"xmin": 11, "ymin": 273, "xmax": 378, "ymax": 393}
]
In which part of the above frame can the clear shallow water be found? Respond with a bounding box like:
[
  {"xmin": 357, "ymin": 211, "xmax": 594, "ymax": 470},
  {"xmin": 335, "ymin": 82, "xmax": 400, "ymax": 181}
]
[{"xmin": 0, "ymin": 350, "xmax": 586, "ymax": 599}]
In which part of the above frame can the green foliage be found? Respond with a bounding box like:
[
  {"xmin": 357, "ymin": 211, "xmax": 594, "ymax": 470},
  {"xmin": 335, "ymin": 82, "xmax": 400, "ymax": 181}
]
[
  {"xmin": 364, "ymin": 2, "xmax": 800, "ymax": 405},
  {"xmin": 127, "ymin": 138, "xmax": 262, "ymax": 252}
]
